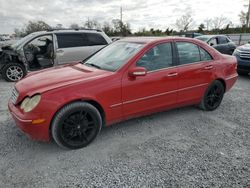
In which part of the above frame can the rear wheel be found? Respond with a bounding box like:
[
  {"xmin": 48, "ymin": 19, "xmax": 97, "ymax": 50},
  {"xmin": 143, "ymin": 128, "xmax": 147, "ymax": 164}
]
[
  {"xmin": 51, "ymin": 102, "xmax": 102, "ymax": 149},
  {"xmin": 2, "ymin": 63, "xmax": 26, "ymax": 82},
  {"xmin": 199, "ymin": 80, "xmax": 225, "ymax": 111}
]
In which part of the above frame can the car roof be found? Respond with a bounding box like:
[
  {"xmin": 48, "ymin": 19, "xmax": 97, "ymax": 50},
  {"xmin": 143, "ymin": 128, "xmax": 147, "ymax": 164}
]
[
  {"xmin": 31, "ymin": 29, "xmax": 104, "ymax": 36},
  {"xmin": 196, "ymin": 34, "xmax": 228, "ymax": 39},
  {"xmin": 118, "ymin": 36, "xmax": 189, "ymax": 44}
]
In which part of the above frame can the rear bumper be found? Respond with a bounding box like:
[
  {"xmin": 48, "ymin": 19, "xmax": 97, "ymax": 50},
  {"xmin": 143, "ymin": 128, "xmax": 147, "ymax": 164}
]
[{"xmin": 8, "ymin": 100, "xmax": 50, "ymax": 142}]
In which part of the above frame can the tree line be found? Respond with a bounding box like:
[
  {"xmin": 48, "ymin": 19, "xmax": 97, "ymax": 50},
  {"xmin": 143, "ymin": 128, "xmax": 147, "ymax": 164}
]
[{"xmin": 14, "ymin": 3, "xmax": 250, "ymax": 37}]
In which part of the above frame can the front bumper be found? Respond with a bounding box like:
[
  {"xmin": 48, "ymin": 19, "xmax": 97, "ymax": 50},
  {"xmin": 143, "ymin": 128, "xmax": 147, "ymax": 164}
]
[
  {"xmin": 234, "ymin": 54, "xmax": 250, "ymax": 72},
  {"xmin": 8, "ymin": 100, "xmax": 50, "ymax": 141}
]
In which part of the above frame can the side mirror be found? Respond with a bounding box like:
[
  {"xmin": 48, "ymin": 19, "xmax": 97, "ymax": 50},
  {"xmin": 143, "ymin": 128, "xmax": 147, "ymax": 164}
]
[{"xmin": 128, "ymin": 67, "xmax": 147, "ymax": 77}]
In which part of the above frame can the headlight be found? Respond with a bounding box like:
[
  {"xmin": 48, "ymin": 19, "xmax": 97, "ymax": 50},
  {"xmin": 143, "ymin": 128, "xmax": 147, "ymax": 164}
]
[
  {"xmin": 233, "ymin": 48, "xmax": 241, "ymax": 56},
  {"xmin": 20, "ymin": 94, "xmax": 41, "ymax": 112}
]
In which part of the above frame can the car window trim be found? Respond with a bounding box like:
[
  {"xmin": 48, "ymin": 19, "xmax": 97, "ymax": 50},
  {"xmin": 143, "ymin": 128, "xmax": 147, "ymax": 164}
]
[
  {"xmin": 174, "ymin": 41, "xmax": 215, "ymax": 66},
  {"xmin": 147, "ymin": 59, "xmax": 214, "ymax": 74}
]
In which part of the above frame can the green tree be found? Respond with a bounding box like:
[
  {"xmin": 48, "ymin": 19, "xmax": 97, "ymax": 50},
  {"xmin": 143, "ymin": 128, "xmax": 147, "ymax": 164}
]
[
  {"xmin": 84, "ymin": 19, "xmax": 101, "ymax": 29},
  {"xmin": 198, "ymin": 24, "xmax": 205, "ymax": 33},
  {"xmin": 70, "ymin": 23, "xmax": 79, "ymax": 29},
  {"xmin": 14, "ymin": 20, "xmax": 51, "ymax": 37}
]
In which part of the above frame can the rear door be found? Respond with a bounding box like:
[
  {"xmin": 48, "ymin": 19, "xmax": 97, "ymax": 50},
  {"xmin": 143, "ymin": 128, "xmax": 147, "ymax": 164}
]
[
  {"xmin": 122, "ymin": 42, "xmax": 179, "ymax": 118},
  {"xmin": 175, "ymin": 40, "xmax": 214, "ymax": 105}
]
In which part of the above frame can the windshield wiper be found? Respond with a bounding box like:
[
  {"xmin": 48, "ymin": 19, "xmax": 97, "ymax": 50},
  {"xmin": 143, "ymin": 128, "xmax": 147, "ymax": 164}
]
[{"xmin": 84, "ymin": 63, "xmax": 101, "ymax": 69}]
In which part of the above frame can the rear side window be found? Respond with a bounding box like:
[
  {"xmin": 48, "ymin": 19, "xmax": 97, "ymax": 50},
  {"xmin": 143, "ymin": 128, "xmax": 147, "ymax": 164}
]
[
  {"xmin": 176, "ymin": 42, "xmax": 213, "ymax": 64},
  {"xmin": 176, "ymin": 42, "xmax": 200, "ymax": 64},
  {"xmin": 56, "ymin": 33, "xmax": 88, "ymax": 48},
  {"xmin": 218, "ymin": 36, "xmax": 228, "ymax": 44},
  {"xmin": 86, "ymin": 33, "xmax": 107, "ymax": 46},
  {"xmin": 199, "ymin": 47, "xmax": 212, "ymax": 61}
]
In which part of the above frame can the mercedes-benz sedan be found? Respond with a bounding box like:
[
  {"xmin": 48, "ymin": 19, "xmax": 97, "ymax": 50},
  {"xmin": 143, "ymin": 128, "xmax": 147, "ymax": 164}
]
[{"xmin": 8, "ymin": 37, "xmax": 238, "ymax": 149}]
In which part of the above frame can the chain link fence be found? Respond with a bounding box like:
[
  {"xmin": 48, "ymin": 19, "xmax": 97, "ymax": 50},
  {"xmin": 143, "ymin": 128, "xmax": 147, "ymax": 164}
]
[{"xmin": 227, "ymin": 33, "xmax": 250, "ymax": 46}]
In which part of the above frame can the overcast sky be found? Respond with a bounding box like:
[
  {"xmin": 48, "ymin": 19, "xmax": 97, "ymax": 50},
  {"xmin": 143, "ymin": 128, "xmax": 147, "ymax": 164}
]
[{"xmin": 0, "ymin": 0, "xmax": 246, "ymax": 34}]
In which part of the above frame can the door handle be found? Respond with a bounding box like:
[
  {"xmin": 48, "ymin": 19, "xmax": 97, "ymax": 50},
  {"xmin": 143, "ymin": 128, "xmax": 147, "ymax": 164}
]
[
  {"xmin": 204, "ymin": 65, "xmax": 213, "ymax": 70},
  {"xmin": 167, "ymin": 72, "xmax": 178, "ymax": 77}
]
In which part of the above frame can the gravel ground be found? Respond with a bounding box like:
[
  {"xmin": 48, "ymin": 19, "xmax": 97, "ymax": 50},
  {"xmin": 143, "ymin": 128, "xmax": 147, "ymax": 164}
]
[{"xmin": 0, "ymin": 75, "xmax": 249, "ymax": 188}]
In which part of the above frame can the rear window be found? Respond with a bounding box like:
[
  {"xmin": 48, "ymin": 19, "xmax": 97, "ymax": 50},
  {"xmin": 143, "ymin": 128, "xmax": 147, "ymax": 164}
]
[
  {"xmin": 86, "ymin": 33, "xmax": 107, "ymax": 46},
  {"xmin": 56, "ymin": 33, "xmax": 88, "ymax": 48}
]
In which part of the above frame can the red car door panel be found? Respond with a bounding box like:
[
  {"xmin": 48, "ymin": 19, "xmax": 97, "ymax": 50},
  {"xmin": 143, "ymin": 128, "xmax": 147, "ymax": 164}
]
[
  {"xmin": 177, "ymin": 62, "xmax": 213, "ymax": 104},
  {"xmin": 122, "ymin": 68, "xmax": 178, "ymax": 118},
  {"xmin": 121, "ymin": 42, "xmax": 178, "ymax": 119}
]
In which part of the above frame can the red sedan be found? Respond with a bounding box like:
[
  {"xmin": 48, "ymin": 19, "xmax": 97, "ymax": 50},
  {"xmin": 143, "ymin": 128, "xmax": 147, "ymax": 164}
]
[{"xmin": 8, "ymin": 37, "xmax": 238, "ymax": 149}]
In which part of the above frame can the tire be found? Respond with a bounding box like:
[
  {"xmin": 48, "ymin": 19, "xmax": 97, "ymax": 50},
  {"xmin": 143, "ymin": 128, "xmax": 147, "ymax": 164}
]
[
  {"xmin": 2, "ymin": 63, "xmax": 26, "ymax": 82},
  {"xmin": 199, "ymin": 80, "xmax": 225, "ymax": 111},
  {"xmin": 51, "ymin": 102, "xmax": 102, "ymax": 149}
]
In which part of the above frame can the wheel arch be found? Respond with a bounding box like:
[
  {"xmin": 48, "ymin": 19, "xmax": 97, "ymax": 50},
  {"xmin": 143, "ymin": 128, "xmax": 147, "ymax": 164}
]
[
  {"xmin": 49, "ymin": 98, "xmax": 106, "ymax": 132},
  {"xmin": 215, "ymin": 78, "xmax": 226, "ymax": 92}
]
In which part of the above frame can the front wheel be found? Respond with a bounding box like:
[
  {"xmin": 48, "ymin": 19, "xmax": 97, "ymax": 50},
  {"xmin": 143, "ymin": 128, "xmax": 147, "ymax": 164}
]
[
  {"xmin": 2, "ymin": 63, "xmax": 26, "ymax": 82},
  {"xmin": 199, "ymin": 80, "xmax": 225, "ymax": 111},
  {"xmin": 51, "ymin": 102, "xmax": 102, "ymax": 149}
]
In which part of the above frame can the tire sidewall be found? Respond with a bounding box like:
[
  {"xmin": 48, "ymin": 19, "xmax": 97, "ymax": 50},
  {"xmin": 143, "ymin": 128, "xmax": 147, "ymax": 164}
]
[
  {"xmin": 51, "ymin": 102, "xmax": 102, "ymax": 149},
  {"xmin": 201, "ymin": 80, "xmax": 225, "ymax": 111}
]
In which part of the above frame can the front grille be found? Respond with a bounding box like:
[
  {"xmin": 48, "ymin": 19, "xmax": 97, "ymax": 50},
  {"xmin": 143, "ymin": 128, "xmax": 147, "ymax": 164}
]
[
  {"xmin": 10, "ymin": 87, "xmax": 19, "ymax": 104},
  {"xmin": 239, "ymin": 51, "xmax": 250, "ymax": 59}
]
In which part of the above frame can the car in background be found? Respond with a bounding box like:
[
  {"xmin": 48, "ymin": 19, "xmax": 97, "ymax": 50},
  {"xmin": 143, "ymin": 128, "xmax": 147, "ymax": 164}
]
[
  {"xmin": 0, "ymin": 29, "xmax": 111, "ymax": 82},
  {"xmin": 233, "ymin": 43, "xmax": 250, "ymax": 75},
  {"xmin": 8, "ymin": 37, "xmax": 238, "ymax": 149},
  {"xmin": 184, "ymin": 32, "xmax": 202, "ymax": 38},
  {"xmin": 196, "ymin": 35, "xmax": 236, "ymax": 55}
]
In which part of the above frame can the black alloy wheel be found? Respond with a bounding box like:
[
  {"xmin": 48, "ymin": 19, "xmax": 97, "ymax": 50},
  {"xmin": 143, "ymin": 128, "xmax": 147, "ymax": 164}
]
[
  {"xmin": 51, "ymin": 102, "xmax": 102, "ymax": 149},
  {"xmin": 199, "ymin": 80, "xmax": 225, "ymax": 111}
]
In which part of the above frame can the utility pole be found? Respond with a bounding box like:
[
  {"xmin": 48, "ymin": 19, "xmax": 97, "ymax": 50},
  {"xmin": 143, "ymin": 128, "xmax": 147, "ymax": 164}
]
[
  {"xmin": 120, "ymin": 6, "xmax": 123, "ymax": 23},
  {"xmin": 247, "ymin": 0, "xmax": 250, "ymax": 27},
  {"xmin": 120, "ymin": 6, "xmax": 123, "ymax": 35},
  {"xmin": 88, "ymin": 17, "xmax": 91, "ymax": 29}
]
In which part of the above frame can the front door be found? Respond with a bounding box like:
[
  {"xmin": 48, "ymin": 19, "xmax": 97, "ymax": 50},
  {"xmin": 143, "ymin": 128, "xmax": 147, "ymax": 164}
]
[
  {"xmin": 122, "ymin": 42, "xmax": 178, "ymax": 118},
  {"xmin": 23, "ymin": 35, "xmax": 54, "ymax": 70}
]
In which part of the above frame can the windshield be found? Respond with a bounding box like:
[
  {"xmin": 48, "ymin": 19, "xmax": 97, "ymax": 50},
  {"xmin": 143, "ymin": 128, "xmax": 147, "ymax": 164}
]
[
  {"xmin": 195, "ymin": 36, "xmax": 210, "ymax": 42},
  {"xmin": 84, "ymin": 41, "xmax": 145, "ymax": 71},
  {"xmin": 11, "ymin": 33, "xmax": 37, "ymax": 49}
]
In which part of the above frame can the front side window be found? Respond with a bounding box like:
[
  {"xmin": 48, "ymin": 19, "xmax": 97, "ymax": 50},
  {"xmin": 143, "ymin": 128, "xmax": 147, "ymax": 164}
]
[
  {"xmin": 136, "ymin": 43, "xmax": 173, "ymax": 71},
  {"xmin": 176, "ymin": 42, "xmax": 200, "ymax": 64},
  {"xmin": 84, "ymin": 42, "xmax": 144, "ymax": 71},
  {"xmin": 56, "ymin": 33, "xmax": 88, "ymax": 48},
  {"xmin": 208, "ymin": 38, "xmax": 217, "ymax": 46}
]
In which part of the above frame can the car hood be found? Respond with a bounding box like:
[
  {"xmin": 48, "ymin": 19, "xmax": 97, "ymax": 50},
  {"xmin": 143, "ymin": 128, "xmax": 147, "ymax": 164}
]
[
  {"xmin": 237, "ymin": 44, "xmax": 250, "ymax": 51},
  {"xmin": 15, "ymin": 63, "xmax": 113, "ymax": 100}
]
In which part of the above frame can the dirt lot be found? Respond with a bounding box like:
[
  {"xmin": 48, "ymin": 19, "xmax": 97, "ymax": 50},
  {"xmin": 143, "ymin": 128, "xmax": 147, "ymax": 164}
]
[{"xmin": 0, "ymin": 75, "xmax": 249, "ymax": 188}]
